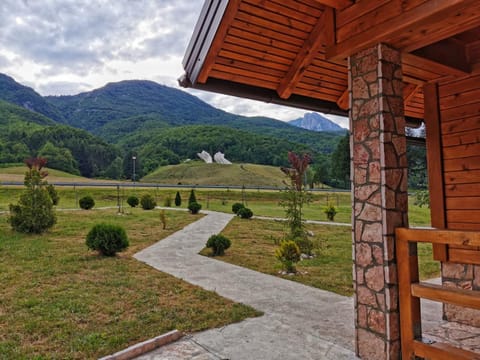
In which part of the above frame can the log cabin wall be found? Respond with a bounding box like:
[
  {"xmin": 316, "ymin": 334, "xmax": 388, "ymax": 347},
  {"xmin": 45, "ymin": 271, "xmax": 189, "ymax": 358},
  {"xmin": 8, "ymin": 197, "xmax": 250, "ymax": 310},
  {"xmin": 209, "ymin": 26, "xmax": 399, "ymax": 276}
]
[{"xmin": 437, "ymin": 74, "xmax": 480, "ymax": 326}]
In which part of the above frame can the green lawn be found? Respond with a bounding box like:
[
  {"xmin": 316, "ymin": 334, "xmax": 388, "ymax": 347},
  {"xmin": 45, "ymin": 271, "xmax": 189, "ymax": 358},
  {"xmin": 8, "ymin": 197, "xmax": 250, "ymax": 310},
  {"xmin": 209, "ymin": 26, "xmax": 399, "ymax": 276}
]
[
  {"xmin": 201, "ymin": 218, "xmax": 439, "ymax": 297},
  {"xmin": 0, "ymin": 209, "xmax": 260, "ymax": 359},
  {"xmin": 0, "ymin": 187, "xmax": 431, "ymax": 227}
]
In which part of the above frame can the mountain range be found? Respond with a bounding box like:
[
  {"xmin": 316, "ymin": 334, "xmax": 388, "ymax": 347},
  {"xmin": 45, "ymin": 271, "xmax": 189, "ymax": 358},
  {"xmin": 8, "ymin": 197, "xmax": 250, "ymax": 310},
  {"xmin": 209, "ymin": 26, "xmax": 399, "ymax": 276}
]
[
  {"xmin": 289, "ymin": 112, "xmax": 345, "ymax": 132},
  {"xmin": 0, "ymin": 73, "xmax": 345, "ymax": 179}
]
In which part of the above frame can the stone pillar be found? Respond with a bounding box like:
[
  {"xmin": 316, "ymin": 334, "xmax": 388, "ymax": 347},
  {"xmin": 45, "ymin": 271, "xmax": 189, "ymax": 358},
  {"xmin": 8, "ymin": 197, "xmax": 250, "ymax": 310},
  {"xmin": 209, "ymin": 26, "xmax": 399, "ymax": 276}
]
[{"xmin": 349, "ymin": 44, "xmax": 408, "ymax": 360}]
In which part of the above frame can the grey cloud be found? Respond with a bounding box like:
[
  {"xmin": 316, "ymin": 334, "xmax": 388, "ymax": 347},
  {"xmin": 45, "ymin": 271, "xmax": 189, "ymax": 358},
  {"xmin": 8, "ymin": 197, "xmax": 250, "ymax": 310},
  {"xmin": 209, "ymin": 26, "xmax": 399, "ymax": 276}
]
[{"xmin": 0, "ymin": 0, "xmax": 203, "ymax": 75}]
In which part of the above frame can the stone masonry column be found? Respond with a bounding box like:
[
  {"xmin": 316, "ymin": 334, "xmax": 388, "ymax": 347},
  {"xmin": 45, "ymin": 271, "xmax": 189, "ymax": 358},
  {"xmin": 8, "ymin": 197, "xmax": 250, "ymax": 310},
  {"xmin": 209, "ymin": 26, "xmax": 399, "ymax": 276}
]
[{"xmin": 349, "ymin": 44, "xmax": 408, "ymax": 360}]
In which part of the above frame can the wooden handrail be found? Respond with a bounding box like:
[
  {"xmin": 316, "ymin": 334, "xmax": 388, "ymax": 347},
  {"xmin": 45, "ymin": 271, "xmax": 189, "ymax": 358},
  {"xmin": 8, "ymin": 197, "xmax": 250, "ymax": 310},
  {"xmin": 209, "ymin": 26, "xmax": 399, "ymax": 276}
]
[
  {"xmin": 411, "ymin": 283, "xmax": 480, "ymax": 309},
  {"xmin": 396, "ymin": 228, "xmax": 480, "ymax": 247},
  {"xmin": 396, "ymin": 227, "xmax": 480, "ymax": 360}
]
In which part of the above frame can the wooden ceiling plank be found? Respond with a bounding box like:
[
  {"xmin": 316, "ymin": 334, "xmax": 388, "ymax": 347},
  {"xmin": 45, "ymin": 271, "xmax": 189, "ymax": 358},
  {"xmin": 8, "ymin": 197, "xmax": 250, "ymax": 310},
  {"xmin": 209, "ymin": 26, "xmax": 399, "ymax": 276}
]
[
  {"xmin": 327, "ymin": 0, "xmax": 478, "ymax": 61},
  {"xmin": 239, "ymin": 2, "xmax": 316, "ymax": 31},
  {"xmin": 336, "ymin": 88, "xmax": 349, "ymax": 110},
  {"xmin": 311, "ymin": 0, "xmax": 353, "ymax": 10},
  {"xmin": 228, "ymin": 27, "xmax": 302, "ymax": 53},
  {"xmin": 243, "ymin": 0, "xmax": 321, "ymax": 24},
  {"xmin": 277, "ymin": 8, "xmax": 333, "ymax": 99},
  {"xmin": 197, "ymin": 0, "xmax": 241, "ymax": 83},
  {"xmin": 230, "ymin": 19, "xmax": 304, "ymax": 47}
]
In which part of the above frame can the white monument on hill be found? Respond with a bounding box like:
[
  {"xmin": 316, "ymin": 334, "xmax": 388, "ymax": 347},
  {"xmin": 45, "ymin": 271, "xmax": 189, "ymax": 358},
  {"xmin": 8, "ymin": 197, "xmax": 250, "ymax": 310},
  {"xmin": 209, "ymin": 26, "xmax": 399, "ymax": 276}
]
[
  {"xmin": 214, "ymin": 151, "xmax": 232, "ymax": 164},
  {"xmin": 197, "ymin": 150, "xmax": 212, "ymax": 163}
]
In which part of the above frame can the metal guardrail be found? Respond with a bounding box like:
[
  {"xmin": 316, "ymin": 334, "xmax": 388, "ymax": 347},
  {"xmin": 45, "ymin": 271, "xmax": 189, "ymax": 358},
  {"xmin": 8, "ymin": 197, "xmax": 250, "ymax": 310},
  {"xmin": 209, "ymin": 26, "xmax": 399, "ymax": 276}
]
[{"xmin": 0, "ymin": 181, "xmax": 350, "ymax": 193}]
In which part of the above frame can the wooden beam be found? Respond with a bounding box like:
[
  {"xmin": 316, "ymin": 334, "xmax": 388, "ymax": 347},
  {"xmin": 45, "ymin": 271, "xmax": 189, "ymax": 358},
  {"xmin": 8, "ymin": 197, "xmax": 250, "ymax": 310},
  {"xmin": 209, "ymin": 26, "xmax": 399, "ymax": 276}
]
[
  {"xmin": 326, "ymin": 0, "xmax": 479, "ymax": 61},
  {"xmin": 197, "ymin": 0, "xmax": 241, "ymax": 84},
  {"xmin": 276, "ymin": 8, "xmax": 333, "ymax": 99},
  {"xmin": 413, "ymin": 341, "xmax": 480, "ymax": 360},
  {"xmin": 403, "ymin": 53, "xmax": 469, "ymax": 79},
  {"xmin": 311, "ymin": 0, "xmax": 352, "ymax": 10},
  {"xmin": 424, "ymin": 83, "xmax": 448, "ymax": 261},
  {"xmin": 396, "ymin": 228, "xmax": 480, "ymax": 247},
  {"xmin": 403, "ymin": 83, "xmax": 419, "ymax": 106},
  {"xmin": 412, "ymin": 38, "xmax": 470, "ymax": 74},
  {"xmin": 411, "ymin": 282, "xmax": 480, "ymax": 309},
  {"xmin": 336, "ymin": 88, "xmax": 349, "ymax": 110}
]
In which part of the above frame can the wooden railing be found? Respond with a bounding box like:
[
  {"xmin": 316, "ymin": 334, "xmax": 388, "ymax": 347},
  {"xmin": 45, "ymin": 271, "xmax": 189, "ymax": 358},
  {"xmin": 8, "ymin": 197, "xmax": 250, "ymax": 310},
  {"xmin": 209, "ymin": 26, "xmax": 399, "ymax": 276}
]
[{"xmin": 396, "ymin": 228, "xmax": 480, "ymax": 360}]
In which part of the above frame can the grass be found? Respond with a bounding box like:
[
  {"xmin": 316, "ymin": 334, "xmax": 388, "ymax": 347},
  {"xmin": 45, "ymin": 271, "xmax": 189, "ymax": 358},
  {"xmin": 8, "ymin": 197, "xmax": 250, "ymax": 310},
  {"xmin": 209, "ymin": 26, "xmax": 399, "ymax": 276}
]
[
  {"xmin": 0, "ymin": 208, "xmax": 260, "ymax": 359},
  {"xmin": 201, "ymin": 218, "xmax": 440, "ymax": 297},
  {"xmin": 142, "ymin": 161, "xmax": 286, "ymax": 187},
  {"xmin": 0, "ymin": 186, "xmax": 431, "ymax": 227}
]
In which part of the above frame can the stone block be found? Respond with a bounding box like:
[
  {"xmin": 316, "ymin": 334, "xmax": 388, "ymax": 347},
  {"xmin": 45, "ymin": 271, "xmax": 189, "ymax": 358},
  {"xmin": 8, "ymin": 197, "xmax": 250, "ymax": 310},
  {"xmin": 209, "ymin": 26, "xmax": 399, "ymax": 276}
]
[
  {"xmin": 366, "ymin": 265, "xmax": 385, "ymax": 292},
  {"xmin": 357, "ymin": 328, "xmax": 386, "ymax": 360}
]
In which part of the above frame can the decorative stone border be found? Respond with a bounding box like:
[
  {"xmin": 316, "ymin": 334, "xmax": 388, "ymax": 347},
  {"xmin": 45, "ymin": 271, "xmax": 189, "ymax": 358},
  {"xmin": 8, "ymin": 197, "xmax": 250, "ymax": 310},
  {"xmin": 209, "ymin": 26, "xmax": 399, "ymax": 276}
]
[{"xmin": 98, "ymin": 330, "xmax": 183, "ymax": 360}]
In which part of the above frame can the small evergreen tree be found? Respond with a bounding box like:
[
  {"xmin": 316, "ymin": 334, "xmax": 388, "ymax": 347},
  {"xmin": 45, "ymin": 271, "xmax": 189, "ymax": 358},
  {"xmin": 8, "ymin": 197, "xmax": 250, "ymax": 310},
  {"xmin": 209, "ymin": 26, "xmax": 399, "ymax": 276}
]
[
  {"xmin": 188, "ymin": 189, "xmax": 197, "ymax": 204},
  {"xmin": 174, "ymin": 191, "xmax": 182, "ymax": 206},
  {"xmin": 9, "ymin": 157, "xmax": 57, "ymax": 234}
]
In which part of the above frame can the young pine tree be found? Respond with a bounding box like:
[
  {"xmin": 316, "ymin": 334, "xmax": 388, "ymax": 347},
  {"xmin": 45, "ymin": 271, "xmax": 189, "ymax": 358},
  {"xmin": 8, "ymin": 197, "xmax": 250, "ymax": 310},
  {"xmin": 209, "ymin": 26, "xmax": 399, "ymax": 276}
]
[
  {"xmin": 188, "ymin": 189, "xmax": 197, "ymax": 204},
  {"xmin": 9, "ymin": 158, "xmax": 57, "ymax": 234},
  {"xmin": 175, "ymin": 191, "xmax": 182, "ymax": 206}
]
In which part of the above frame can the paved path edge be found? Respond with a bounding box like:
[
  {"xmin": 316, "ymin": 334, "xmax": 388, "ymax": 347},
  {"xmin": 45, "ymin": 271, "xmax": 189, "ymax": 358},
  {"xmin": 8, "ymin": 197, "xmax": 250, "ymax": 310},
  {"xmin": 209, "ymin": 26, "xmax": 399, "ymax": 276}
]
[{"xmin": 98, "ymin": 330, "xmax": 183, "ymax": 360}]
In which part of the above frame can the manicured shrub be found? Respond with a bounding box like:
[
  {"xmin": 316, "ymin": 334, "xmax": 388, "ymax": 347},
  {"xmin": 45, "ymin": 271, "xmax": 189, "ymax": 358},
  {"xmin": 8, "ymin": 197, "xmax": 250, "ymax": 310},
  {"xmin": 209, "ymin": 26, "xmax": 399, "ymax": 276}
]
[
  {"xmin": 323, "ymin": 204, "xmax": 337, "ymax": 221},
  {"xmin": 164, "ymin": 196, "xmax": 172, "ymax": 207},
  {"xmin": 47, "ymin": 184, "xmax": 60, "ymax": 206},
  {"xmin": 206, "ymin": 234, "xmax": 231, "ymax": 256},
  {"xmin": 188, "ymin": 189, "xmax": 197, "ymax": 204},
  {"xmin": 275, "ymin": 240, "xmax": 301, "ymax": 273},
  {"xmin": 127, "ymin": 196, "xmax": 139, "ymax": 208},
  {"xmin": 140, "ymin": 194, "xmax": 156, "ymax": 210},
  {"xmin": 188, "ymin": 201, "xmax": 202, "ymax": 214},
  {"xmin": 232, "ymin": 202, "xmax": 245, "ymax": 214},
  {"xmin": 238, "ymin": 207, "xmax": 253, "ymax": 219},
  {"xmin": 174, "ymin": 191, "xmax": 182, "ymax": 207},
  {"xmin": 79, "ymin": 195, "xmax": 95, "ymax": 210},
  {"xmin": 86, "ymin": 223, "xmax": 129, "ymax": 256}
]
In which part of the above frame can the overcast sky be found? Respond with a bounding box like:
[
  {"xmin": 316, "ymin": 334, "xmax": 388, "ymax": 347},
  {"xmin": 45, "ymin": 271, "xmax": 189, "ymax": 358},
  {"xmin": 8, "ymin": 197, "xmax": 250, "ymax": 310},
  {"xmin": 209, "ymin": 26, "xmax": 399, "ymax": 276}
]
[{"xmin": 0, "ymin": 0, "xmax": 348, "ymax": 128}]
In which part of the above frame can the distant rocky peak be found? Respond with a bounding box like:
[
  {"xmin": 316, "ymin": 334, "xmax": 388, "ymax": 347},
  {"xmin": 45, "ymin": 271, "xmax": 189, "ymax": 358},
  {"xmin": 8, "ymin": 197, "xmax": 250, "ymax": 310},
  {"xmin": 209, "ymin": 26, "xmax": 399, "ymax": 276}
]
[{"xmin": 288, "ymin": 112, "xmax": 345, "ymax": 132}]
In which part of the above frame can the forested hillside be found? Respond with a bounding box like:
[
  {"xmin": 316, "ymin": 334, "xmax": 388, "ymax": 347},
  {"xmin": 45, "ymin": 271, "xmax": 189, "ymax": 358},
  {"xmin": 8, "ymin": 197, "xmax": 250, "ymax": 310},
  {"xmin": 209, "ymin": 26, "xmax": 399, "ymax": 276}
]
[
  {"xmin": 0, "ymin": 74, "xmax": 64, "ymax": 122},
  {"xmin": 117, "ymin": 125, "xmax": 315, "ymax": 177},
  {"xmin": 0, "ymin": 100, "xmax": 120, "ymax": 177},
  {"xmin": 46, "ymin": 80, "xmax": 342, "ymax": 154},
  {"xmin": 0, "ymin": 73, "xmax": 349, "ymax": 182}
]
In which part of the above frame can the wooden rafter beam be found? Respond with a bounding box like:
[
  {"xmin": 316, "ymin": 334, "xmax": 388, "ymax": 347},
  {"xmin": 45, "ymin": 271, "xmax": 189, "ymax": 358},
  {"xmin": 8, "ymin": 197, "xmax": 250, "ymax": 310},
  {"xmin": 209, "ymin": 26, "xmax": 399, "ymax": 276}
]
[
  {"xmin": 412, "ymin": 39, "xmax": 470, "ymax": 74},
  {"xmin": 277, "ymin": 8, "xmax": 333, "ymax": 99},
  {"xmin": 403, "ymin": 53, "xmax": 469, "ymax": 79},
  {"xmin": 312, "ymin": 0, "xmax": 352, "ymax": 10},
  {"xmin": 336, "ymin": 88, "xmax": 349, "ymax": 110},
  {"xmin": 403, "ymin": 83, "xmax": 419, "ymax": 106},
  {"xmin": 326, "ymin": 0, "xmax": 480, "ymax": 61}
]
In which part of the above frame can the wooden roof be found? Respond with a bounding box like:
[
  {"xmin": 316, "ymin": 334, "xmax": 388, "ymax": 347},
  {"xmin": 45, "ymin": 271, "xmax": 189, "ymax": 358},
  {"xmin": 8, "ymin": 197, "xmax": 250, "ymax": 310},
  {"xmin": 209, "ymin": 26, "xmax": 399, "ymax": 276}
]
[{"xmin": 180, "ymin": 0, "xmax": 480, "ymax": 121}]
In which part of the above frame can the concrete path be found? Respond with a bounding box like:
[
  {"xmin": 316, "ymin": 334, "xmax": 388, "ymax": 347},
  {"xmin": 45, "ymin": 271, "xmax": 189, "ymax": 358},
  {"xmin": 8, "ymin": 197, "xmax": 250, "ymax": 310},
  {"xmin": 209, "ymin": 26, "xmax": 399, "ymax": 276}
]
[{"xmin": 134, "ymin": 211, "xmax": 357, "ymax": 360}]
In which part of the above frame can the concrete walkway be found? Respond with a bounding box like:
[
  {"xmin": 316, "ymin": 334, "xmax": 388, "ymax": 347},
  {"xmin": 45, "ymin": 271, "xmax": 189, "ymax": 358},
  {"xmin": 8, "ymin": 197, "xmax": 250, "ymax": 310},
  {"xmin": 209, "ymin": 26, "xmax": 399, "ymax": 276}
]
[{"xmin": 134, "ymin": 211, "xmax": 357, "ymax": 360}]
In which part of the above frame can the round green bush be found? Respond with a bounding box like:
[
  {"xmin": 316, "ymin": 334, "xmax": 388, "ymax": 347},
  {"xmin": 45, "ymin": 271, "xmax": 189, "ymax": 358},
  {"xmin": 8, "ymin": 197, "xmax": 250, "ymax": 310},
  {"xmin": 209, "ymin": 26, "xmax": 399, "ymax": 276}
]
[
  {"xmin": 86, "ymin": 223, "xmax": 129, "ymax": 256},
  {"xmin": 206, "ymin": 234, "xmax": 231, "ymax": 256},
  {"xmin": 188, "ymin": 201, "xmax": 202, "ymax": 214},
  {"xmin": 79, "ymin": 196, "xmax": 95, "ymax": 210},
  {"xmin": 237, "ymin": 207, "xmax": 253, "ymax": 219},
  {"xmin": 231, "ymin": 202, "xmax": 245, "ymax": 214},
  {"xmin": 127, "ymin": 196, "xmax": 139, "ymax": 208},
  {"xmin": 140, "ymin": 194, "xmax": 156, "ymax": 210}
]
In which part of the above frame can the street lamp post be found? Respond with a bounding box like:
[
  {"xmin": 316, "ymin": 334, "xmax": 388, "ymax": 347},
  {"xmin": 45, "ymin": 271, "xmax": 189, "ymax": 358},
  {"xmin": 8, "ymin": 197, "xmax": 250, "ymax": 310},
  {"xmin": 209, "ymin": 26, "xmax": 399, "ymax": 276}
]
[{"xmin": 132, "ymin": 156, "xmax": 136, "ymax": 192}]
